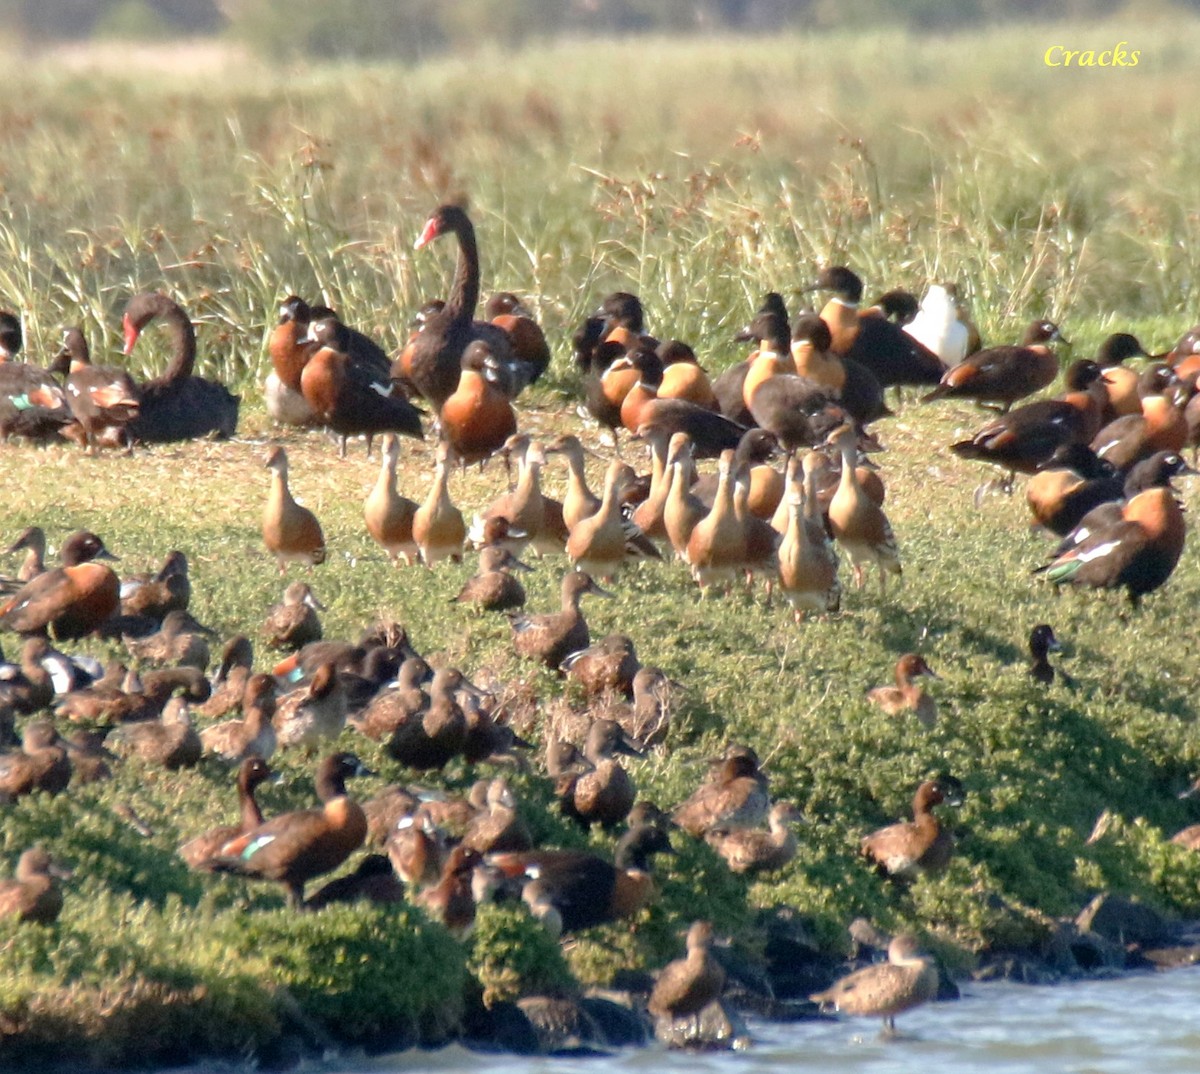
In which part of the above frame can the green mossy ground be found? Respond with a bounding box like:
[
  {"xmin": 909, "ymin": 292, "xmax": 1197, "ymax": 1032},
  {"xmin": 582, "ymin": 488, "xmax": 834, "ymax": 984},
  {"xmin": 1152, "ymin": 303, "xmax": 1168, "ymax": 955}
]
[{"xmin": 3, "ymin": 20, "xmax": 1200, "ymax": 1067}]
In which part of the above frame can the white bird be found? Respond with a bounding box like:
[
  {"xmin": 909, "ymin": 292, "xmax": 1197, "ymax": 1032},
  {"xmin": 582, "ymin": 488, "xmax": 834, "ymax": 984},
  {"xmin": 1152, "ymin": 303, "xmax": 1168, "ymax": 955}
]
[{"xmin": 904, "ymin": 284, "xmax": 969, "ymax": 366}]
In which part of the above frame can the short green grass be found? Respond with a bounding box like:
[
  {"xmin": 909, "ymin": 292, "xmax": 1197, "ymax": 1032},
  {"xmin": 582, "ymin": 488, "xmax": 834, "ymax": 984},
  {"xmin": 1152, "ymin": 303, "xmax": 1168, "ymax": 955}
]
[{"xmin": 3, "ymin": 18, "xmax": 1200, "ymax": 1065}]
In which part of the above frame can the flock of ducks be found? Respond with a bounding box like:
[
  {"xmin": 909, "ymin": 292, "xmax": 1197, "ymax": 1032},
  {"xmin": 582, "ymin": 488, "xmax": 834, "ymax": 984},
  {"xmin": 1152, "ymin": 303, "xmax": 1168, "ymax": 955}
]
[{"xmin": 3, "ymin": 201, "xmax": 1200, "ymax": 1040}]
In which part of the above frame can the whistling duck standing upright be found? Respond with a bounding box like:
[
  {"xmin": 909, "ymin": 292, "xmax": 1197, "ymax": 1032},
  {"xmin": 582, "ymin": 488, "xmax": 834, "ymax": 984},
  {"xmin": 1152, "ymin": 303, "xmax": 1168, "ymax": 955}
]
[
  {"xmin": 50, "ymin": 327, "xmax": 140, "ymax": 452},
  {"xmin": 924, "ymin": 320, "xmax": 1065, "ymax": 411},
  {"xmin": 473, "ymin": 436, "xmax": 565, "ymax": 557},
  {"xmin": 212, "ymin": 752, "xmax": 370, "ymax": 908},
  {"xmin": 861, "ymin": 775, "xmax": 964, "ymax": 880},
  {"xmin": 404, "ymin": 204, "xmax": 516, "ymax": 408},
  {"xmin": 648, "ymin": 920, "xmax": 726, "ymax": 1025},
  {"xmin": 0, "ymin": 531, "xmax": 119, "ymax": 640},
  {"xmin": 546, "ymin": 434, "xmax": 601, "ymax": 530},
  {"xmin": 300, "ymin": 312, "xmax": 423, "ymax": 456},
  {"xmin": 826, "ymin": 424, "xmax": 901, "ymax": 595},
  {"xmin": 810, "ymin": 933, "xmax": 939, "ymax": 1036},
  {"xmin": 179, "ymin": 756, "xmax": 274, "ymax": 870},
  {"xmin": 510, "ymin": 571, "xmax": 611, "ymax": 669},
  {"xmin": 566, "ymin": 459, "xmax": 634, "ymax": 581},
  {"xmin": 810, "ymin": 266, "xmax": 946, "ymax": 388},
  {"xmin": 364, "ymin": 434, "xmax": 419, "ymax": 566},
  {"xmin": 686, "ymin": 449, "xmax": 745, "ymax": 596},
  {"xmin": 866, "ymin": 654, "xmax": 939, "ymax": 729},
  {"xmin": 439, "ymin": 339, "xmax": 518, "ymax": 464},
  {"xmin": 262, "ymin": 447, "xmax": 326, "ymax": 573},
  {"xmin": 1037, "ymin": 486, "xmax": 1186, "ymax": 607},
  {"xmin": 413, "ymin": 441, "xmax": 466, "ymax": 565},
  {"xmin": 903, "ymin": 283, "xmax": 970, "ymax": 366},
  {"xmin": 0, "ymin": 847, "xmax": 69, "ymax": 924},
  {"xmin": 777, "ymin": 453, "xmax": 840, "ymax": 621},
  {"xmin": 264, "ymin": 295, "xmax": 317, "ymax": 426},
  {"xmin": 630, "ymin": 426, "xmax": 672, "ymax": 540},
  {"xmin": 121, "ymin": 292, "xmax": 239, "ymax": 441},
  {"xmin": 662, "ymin": 434, "xmax": 707, "ymax": 560}
]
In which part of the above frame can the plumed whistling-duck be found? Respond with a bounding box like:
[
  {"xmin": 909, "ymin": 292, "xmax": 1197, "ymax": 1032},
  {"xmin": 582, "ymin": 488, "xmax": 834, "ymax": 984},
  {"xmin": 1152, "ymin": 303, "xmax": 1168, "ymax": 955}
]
[
  {"xmin": 826, "ymin": 423, "xmax": 901, "ymax": 595},
  {"xmin": 363, "ymin": 434, "xmax": 420, "ymax": 566},
  {"xmin": 777, "ymin": 454, "xmax": 840, "ymax": 621},
  {"xmin": 262, "ymin": 447, "xmax": 326, "ymax": 572},
  {"xmin": 413, "ymin": 441, "xmax": 467, "ymax": 565}
]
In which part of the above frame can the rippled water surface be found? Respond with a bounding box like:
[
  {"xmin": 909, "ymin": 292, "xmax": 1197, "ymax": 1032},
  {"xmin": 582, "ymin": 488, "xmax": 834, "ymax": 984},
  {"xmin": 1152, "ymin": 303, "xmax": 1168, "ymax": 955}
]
[{"xmin": 180, "ymin": 967, "xmax": 1200, "ymax": 1074}]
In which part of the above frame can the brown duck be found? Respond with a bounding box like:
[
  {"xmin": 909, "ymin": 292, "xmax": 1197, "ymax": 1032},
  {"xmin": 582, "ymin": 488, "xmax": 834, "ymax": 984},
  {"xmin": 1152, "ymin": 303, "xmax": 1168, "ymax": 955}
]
[
  {"xmin": 0, "ymin": 847, "xmax": 69, "ymax": 924},
  {"xmin": 672, "ymin": 744, "xmax": 769, "ymax": 837},
  {"xmin": 200, "ymin": 673, "xmax": 278, "ymax": 762},
  {"xmin": 861, "ymin": 776, "xmax": 965, "ymax": 880},
  {"xmin": 273, "ymin": 662, "xmax": 347, "ymax": 753},
  {"xmin": 351, "ymin": 655, "xmax": 431, "ymax": 741},
  {"xmin": 0, "ymin": 531, "xmax": 119, "ymax": 640},
  {"xmin": 263, "ymin": 582, "xmax": 324, "ymax": 651},
  {"xmin": 210, "ymin": 752, "xmax": 370, "ymax": 908},
  {"xmin": 647, "ymin": 920, "xmax": 726, "ymax": 1024},
  {"xmin": 509, "ymin": 571, "xmax": 612, "ymax": 669},
  {"xmin": 120, "ymin": 550, "xmax": 190, "ymax": 622},
  {"xmin": 558, "ymin": 718, "xmax": 640, "ymax": 830},
  {"xmin": 412, "ymin": 441, "xmax": 466, "ymax": 565},
  {"xmin": 706, "ymin": 801, "xmax": 804, "ymax": 875},
  {"xmin": 0, "ymin": 720, "xmax": 71, "ymax": 800},
  {"xmin": 51, "ymin": 326, "xmax": 139, "ymax": 452},
  {"xmin": 810, "ymin": 933, "xmax": 938, "ymax": 1036},
  {"xmin": 866, "ymin": 654, "xmax": 939, "ymax": 730},
  {"xmin": 110, "ymin": 698, "xmax": 202, "ymax": 769},
  {"xmin": 451, "ymin": 546, "xmax": 530, "ymax": 612},
  {"xmin": 561, "ymin": 633, "xmax": 639, "ymax": 698},
  {"xmin": 179, "ymin": 756, "xmax": 274, "ymax": 870}
]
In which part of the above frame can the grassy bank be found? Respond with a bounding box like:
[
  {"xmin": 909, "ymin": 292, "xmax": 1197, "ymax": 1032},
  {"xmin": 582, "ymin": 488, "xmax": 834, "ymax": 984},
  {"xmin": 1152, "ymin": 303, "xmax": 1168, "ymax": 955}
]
[{"xmin": 2, "ymin": 19, "xmax": 1200, "ymax": 1065}]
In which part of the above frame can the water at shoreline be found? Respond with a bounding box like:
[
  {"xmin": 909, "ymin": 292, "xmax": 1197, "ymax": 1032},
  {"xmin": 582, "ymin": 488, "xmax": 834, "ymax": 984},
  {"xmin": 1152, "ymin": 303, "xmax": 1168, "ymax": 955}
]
[{"xmin": 171, "ymin": 965, "xmax": 1200, "ymax": 1074}]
